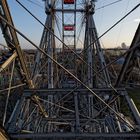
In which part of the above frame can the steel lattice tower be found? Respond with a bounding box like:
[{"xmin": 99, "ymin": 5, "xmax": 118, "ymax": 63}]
[{"xmin": 0, "ymin": 0, "xmax": 140, "ymax": 139}]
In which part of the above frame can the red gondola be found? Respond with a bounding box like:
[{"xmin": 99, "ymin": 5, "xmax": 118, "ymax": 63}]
[
  {"xmin": 64, "ymin": 0, "xmax": 74, "ymax": 4},
  {"xmin": 64, "ymin": 25, "xmax": 75, "ymax": 31}
]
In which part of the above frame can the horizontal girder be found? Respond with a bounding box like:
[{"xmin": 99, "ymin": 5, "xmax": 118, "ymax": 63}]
[{"xmin": 11, "ymin": 132, "xmax": 140, "ymax": 139}]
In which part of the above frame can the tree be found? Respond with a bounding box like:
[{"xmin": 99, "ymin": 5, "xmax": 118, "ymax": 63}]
[{"xmin": 121, "ymin": 42, "xmax": 127, "ymax": 49}]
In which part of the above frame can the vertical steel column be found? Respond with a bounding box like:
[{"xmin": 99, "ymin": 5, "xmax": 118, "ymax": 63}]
[
  {"xmin": 74, "ymin": 0, "xmax": 76, "ymax": 50},
  {"xmin": 62, "ymin": 0, "xmax": 64, "ymax": 51},
  {"xmin": 32, "ymin": 0, "xmax": 56, "ymax": 88},
  {"xmin": 32, "ymin": 18, "xmax": 49, "ymax": 84},
  {"xmin": 87, "ymin": 15, "xmax": 93, "ymax": 88},
  {"xmin": 90, "ymin": 17, "xmax": 111, "ymax": 86},
  {"xmin": 74, "ymin": 92, "xmax": 80, "ymax": 132},
  {"xmin": 47, "ymin": 15, "xmax": 54, "ymax": 89}
]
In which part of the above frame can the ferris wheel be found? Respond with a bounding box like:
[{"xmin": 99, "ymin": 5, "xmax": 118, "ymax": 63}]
[{"xmin": 0, "ymin": 0, "xmax": 140, "ymax": 139}]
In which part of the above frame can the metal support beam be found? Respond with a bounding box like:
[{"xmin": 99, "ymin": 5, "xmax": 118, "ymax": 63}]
[
  {"xmin": 116, "ymin": 23, "xmax": 140, "ymax": 86},
  {"xmin": 124, "ymin": 91, "xmax": 140, "ymax": 126},
  {"xmin": 74, "ymin": 93, "xmax": 80, "ymax": 132},
  {"xmin": 10, "ymin": 132, "xmax": 140, "ymax": 139},
  {"xmin": 0, "ymin": 52, "xmax": 17, "ymax": 72},
  {"xmin": 0, "ymin": 0, "xmax": 33, "ymax": 88}
]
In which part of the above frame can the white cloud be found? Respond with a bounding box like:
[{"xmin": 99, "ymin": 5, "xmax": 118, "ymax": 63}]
[{"xmin": 134, "ymin": 19, "xmax": 140, "ymax": 22}]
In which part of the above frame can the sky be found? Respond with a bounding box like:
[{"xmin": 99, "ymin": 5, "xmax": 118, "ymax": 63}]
[{"xmin": 0, "ymin": 0, "xmax": 140, "ymax": 49}]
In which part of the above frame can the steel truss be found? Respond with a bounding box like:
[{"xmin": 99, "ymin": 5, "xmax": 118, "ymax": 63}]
[
  {"xmin": 0, "ymin": 0, "xmax": 33, "ymax": 88},
  {"xmin": 60, "ymin": 0, "xmax": 77, "ymax": 88},
  {"xmin": 6, "ymin": 88, "xmax": 140, "ymax": 139},
  {"xmin": 0, "ymin": 0, "xmax": 140, "ymax": 140},
  {"xmin": 83, "ymin": 9, "xmax": 110, "ymax": 88},
  {"xmin": 116, "ymin": 23, "xmax": 140, "ymax": 86},
  {"xmin": 10, "ymin": 133, "xmax": 140, "ymax": 140},
  {"xmin": 32, "ymin": 13, "xmax": 57, "ymax": 88}
]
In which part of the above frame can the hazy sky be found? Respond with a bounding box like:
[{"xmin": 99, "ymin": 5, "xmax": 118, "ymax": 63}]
[{"xmin": 0, "ymin": 0, "xmax": 140, "ymax": 49}]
